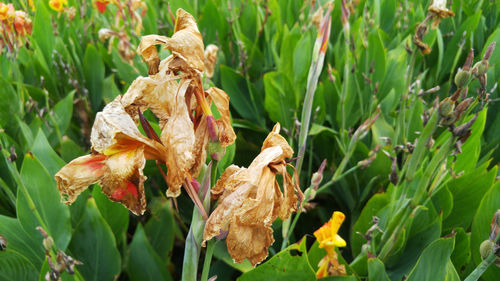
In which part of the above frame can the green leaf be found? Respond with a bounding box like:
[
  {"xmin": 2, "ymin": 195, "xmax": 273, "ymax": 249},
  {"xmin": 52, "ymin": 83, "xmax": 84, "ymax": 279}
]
[
  {"xmin": 32, "ymin": 1, "xmax": 54, "ymax": 64},
  {"xmin": 68, "ymin": 199, "xmax": 121, "ymax": 281},
  {"xmin": 83, "ymin": 45, "xmax": 105, "ymax": 112},
  {"xmin": 0, "ymin": 77, "xmax": 21, "ymax": 128},
  {"xmin": 238, "ymin": 237, "xmax": 316, "ymax": 281},
  {"xmin": 213, "ymin": 241, "xmax": 254, "ymax": 273},
  {"xmin": 49, "ymin": 91, "xmax": 75, "ymax": 144},
  {"xmin": 31, "ymin": 130, "xmax": 66, "ymax": 176},
  {"xmin": 92, "ymin": 185, "xmax": 129, "ymax": 242},
  {"xmin": 450, "ymin": 228, "xmax": 471, "ymax": 278},
  {"xmin": 127, "ymin": 224, "xmax": 173, "ymax": 281},
  {"xmin": 368, "ymin": 258, "xmax": 391, "ymax": 281},
  {"xmin": 454, "ymin": 110, "xmax": 487, "ymax": 173},
  {"xmin": 406, "ymin": 237, "xmax": 455, "ymax": 281},
  {"xmin": 443, "ymin": 165, "xmax": 497, "ymax": 232},
  {"xmin": 144, "ymin": 200, "xmax": 175, "ymax": 261},
  {"xmin": 18, "ymin": 154, "xmax": 71, "ymax": 250},
  {"xmin": 264, "ymin": 71, "xmax": 297, "ymax": 129},
  {"xmin": 0, "ymin": 215, "xmax": 44, "ymax": 270},
  {"xmin": 0, "ymin": 250, "xmax": 38, "ymax": 281},
  {"xmin": 60, "ymin": 137, "xmax": 85, "ymax": 163},
  {"xmin": 470, "ymin": 181, "xmax": 500, "ymax": 281}
]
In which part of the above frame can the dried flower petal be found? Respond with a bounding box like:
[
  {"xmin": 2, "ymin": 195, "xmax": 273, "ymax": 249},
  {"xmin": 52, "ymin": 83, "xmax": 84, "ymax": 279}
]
[
  {"xmin": 206, "ymin": 87, "xmax": 236, "ymax": 146},
  {"xmin": 203, "ymin": 123, "xmax": 301, "ymax": 266},
  {"xmin": 204, "ymin": 44, "xmax": 219, "ymax": 78}
]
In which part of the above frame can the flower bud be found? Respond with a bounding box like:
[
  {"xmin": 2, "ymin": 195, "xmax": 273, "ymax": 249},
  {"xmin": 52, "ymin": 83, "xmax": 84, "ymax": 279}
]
[
  {"xmin": 480, "ymin": 240, "xmax": 495, "ymax": 260},
  {"xmin": 472, "ymin": 61, "xmax": 489, "ymax": 77},
  {"xmin": 454, "ymin": 69, "xmax": 471, "ymax": 88}
]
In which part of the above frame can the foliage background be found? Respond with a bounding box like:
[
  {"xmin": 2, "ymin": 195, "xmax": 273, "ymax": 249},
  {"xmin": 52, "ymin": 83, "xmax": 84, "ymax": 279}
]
[{"xmin": 1, "ymin": 0, "xmax": 500, "ymax": 280}]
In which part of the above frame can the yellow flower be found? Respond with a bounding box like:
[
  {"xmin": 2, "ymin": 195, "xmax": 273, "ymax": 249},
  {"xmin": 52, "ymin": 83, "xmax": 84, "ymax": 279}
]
[
  {"xmin": 314, "ymin": 211, "xmax": 347, "ymax": 278},
  {"xmin": 49, "ymin": 0, "xmax": 67, "ymax": 12}
]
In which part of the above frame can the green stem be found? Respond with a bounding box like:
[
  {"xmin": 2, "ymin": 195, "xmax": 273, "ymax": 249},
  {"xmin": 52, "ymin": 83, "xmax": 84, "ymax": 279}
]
[{"xmin": 201, "ymin": 240, "xmax": 216, "ymax": 281}]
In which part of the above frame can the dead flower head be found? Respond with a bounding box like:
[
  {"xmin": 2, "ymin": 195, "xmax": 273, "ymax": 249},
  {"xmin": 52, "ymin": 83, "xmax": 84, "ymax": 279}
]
[
  {"xmin": 55, "ymin": 9, "xmax": 235, "ymax": 215},
  {"xmin": 203, "ymin": 123, "xmax": 303, "ymax": 266}
]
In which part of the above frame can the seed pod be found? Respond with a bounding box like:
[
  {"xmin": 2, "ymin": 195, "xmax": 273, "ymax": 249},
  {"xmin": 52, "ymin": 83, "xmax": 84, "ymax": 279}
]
[
  {"xmin": 439, "ymin": 97, "xmax": 454, "ymax": 117},
  {"xmin": 454, "ymin": 69, "xmax": 471, "ymax": 88},
  {"xmin": 43, "ymin": 237, "xmax": 54, "ymax": 251},
  {"xmin": 472, "ymin": 61, "xmax": 489, "ymax": 77},
  {"xmin": 480, "ymin": 240, "xmax": 494, "ymax": 260}
]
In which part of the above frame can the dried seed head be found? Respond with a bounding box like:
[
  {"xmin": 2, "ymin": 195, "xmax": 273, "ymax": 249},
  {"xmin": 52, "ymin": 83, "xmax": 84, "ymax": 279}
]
[{"xmin": 483, "ymin": 42, "xmax": 496, "ymax": 62}]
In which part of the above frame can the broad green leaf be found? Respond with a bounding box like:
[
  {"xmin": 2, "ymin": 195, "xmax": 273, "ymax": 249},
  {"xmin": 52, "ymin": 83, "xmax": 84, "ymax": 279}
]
[
  {"xmin": 32, "ymin": 1, "xmax": 54, "ymax": 64},
  {"xmin": 406, "ymin": 237, "xmax": 455, "ymax": 281},
  {"xmin": 445, "ymin": 260, "xmax": 461, "ymax": 281},
  {"xmin": 352, "ymin": 193, "xmax": 390, "ymax": 255},
  {"xmin": 31, "ymin": 130, "xmax": 66, "ymax": 176},
  {"xmin": 0, "ymin": 215, "xmax": 44, "ymax": 270},
  {"xmin": 18, "ymin": 154, "xmax": 71, "ymax": 250},
  {"xmin": 144, "ymin": 200, "xmax": 175, "ymax": 261},
  {"xmin": 238, "ymin": 238, "xmax": 316, "ymax": 281},
  {"xmin": 368, "ymin": 258, "xmax": 391, "ymax": 281},
  {"xmin": 92, "ymin": 186, "xmax": 129, "ymax": 242},
  {"xmin": 454, "ymin": 110, "xmax": 487, "ymax": 173},
  {"xmin": 127, "ymin": 225, "xmax": 173, "ymax": 281},
  {"xmin": 443, "ymin": 165, "xmax": 497, "ymax": 232},
  {"xmin": 213, "ymin": 241, "xmax": 254, "ymax": 273},
  {"xmin": 0, "ymin": 77, "xmax": 21, "ymax": 128},
  {"xmin": 0, "ymin": 250, "xmax": 38, "ymax": 281},
  {"xmin": 450, "ymin": 228, "xmax": 471, "ymax": 278},
  {"xmin": 49, "ymin": 91, "xmax": 75, "ymax": 144},
  {"xmin": 264, "ymin": 71, "xmax": 296, "ymax": 129},
  {"xmin": 470, "ymin": 181, "xmax": 500, "ymax": 281},
  {"xmin": 83, "ymin": 45, "xmax": 105, "ymax": 112},
  {"xmin": 68, "ymin": 199, "xmax": 121, "ymax": 281},
  {"xmin": 60, "ymin": 137, "xmax": 85, "ymax": 163}
]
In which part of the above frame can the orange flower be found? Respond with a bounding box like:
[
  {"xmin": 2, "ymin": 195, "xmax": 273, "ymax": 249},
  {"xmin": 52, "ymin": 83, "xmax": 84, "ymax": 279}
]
[
  {"xmin": 96, "ymin": 0, "xmax": 110, "ymax": 13},
  {"xmin": 314, "ymin": 211, "xmax": 347, "ymax": 278},
  {"xmin": 48, "ymin": 0, "xmax": 67, "ymax": 12},
  {"xmin": 0, "ymin": 3, "xmax": 15, "ymax": 22},
  {"xmin": 14, "ymin": 11, "xmax": 32, "ymax": 36}
]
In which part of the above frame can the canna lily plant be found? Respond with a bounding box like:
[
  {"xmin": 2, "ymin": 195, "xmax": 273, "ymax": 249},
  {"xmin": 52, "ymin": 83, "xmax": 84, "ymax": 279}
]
[
  {"xmin": 314, "ymin": 211, "xmax": 347, "ymax": 278},
  {"xmin": 55, "ymin": 8, "xmax": 235, "ymax": 217}
]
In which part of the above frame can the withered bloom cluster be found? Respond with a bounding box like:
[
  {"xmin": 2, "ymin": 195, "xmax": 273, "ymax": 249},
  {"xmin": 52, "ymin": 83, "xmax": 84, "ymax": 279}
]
[
  {"xmin": 203, "ymin": 124, "xmax": 303, "ymax": 266},
  {"xmin": 414, "ymin": 0, "xmax": 454, "ymax": 54},
  {"xmin": 55, "ymin": 9, "xmax": 235, "ymax": 215}
]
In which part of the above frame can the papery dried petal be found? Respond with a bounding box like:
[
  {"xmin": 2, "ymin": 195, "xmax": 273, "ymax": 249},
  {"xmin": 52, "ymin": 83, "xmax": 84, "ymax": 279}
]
[
  {"xmin": 189, "ymin": 115, "xmax": 210, "ymax": 177},
  {"xmin": 204, "ymin": 44, "xmax": 219, "ymax": 78},
  {"xmin": 91, "ymin": 96, "xmax": 165, "ymax": 160},
  {"xmin": 206, "ymin": 87, "xmax": 236, "ymax": 147},
  {"xmin": 100, "ymin": 147, "xmax": 147, "ymax": 215},
  {"xmin": 137, "ymin": 35, "xmax": 167, "ymax": 75},
  {"xmin": 163, "ymin": 80, "xmax": 195, "ymax": 197},
  {"xmin": 55, "ymin": 154, "xmax": 107, "ymax": 204},
  {"xmin": 169, "ymin": 9, "xmax": 205, "ymax": 72},
  {"xmin": 261, "ymin": 123, "xmax": 293, "ymax": 159},
  {"xmin": 210, "ymin": 164, "xmax": 244, "ymax": 201}
]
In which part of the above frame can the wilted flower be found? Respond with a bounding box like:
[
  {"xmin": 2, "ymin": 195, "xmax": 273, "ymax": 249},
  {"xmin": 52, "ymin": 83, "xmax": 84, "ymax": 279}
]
[
  {"xmin": 314, "ymin": 211, "xmax": 347, "ymax": 278},
  {"xmin": 55, "ymin": 9, "xmax": 235, "ymax": 215},
  {"xmin": 203, "ymin": 123, "xmax": 303, "ymax": 266},
  {"xmin": 428, "ymin": 0, "xmax": 454, "ymax": 24},
  {"xmin": 204, "ymin": 44, "xmax": 219, "ymax": 78},
  {"xmin": 49, "ymin": 0, "xmax": 67, "ymax": 12}
]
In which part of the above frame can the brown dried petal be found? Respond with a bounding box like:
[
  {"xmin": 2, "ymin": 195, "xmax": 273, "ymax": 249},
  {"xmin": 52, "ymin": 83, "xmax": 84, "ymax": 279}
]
[
  {"xmin": 137, "ymin": 35, "xmax": 166, "ymax": 75},
  {"xmin": 163, "ymin": 80, "xmax": 196, "ymax": 197},
  {"xmin": 189, "ymin": 115, "xmax": 210, "ymax": 177},
  {"xmin": 55, "ymin": 154, "xmax": 107, "ymax": 205},
  {"xmin": 100, "ymin": 147, "xmax": 147, "ymax": 215},
  {"xmin": 204, "ymin": 44, "xmax": 218, "ymax": 78},
  {"xmin": 90, "ymin": 96, "xmax": 165, "ymax": 160},
  {"xmin": 206, "ymin": 87, "xmax": 236, "ymax": 147},
  {"xmin": 169, "ymin": 9, "xmax": 205, "ymax": 72},
  {"xmin": 261, "ymin": 123, "xmax": 293, "ymax": 159}
]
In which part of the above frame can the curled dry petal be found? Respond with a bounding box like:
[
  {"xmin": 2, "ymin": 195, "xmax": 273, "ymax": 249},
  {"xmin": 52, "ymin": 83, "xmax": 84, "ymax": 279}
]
[
  {"xmin": 163, "ymin": 80, "xmax": 195, "ymax": 197},
  {"xmin": 206, "ymin": 87, "xmax": 236, "ymax": 147},
  {"xmin": 55, "ymin": 97, "xmax": 164, "ymax": 215},
  {"xmin": 204, "ymin": 44, "xmax": 219, "ymax": 78},
  {"xmin": 137, "ymin": 9, "xmax": 204, "ymax": 74},
  {"xmin": 203, "ymin": 123, "xmax": 300, "ymax": 266}
]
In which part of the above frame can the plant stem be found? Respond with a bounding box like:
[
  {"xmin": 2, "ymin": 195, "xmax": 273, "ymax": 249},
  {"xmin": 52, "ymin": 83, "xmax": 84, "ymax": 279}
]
[{"xmin": 201, "ymin": 239, "xmax": 216, "ymax": 281}]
